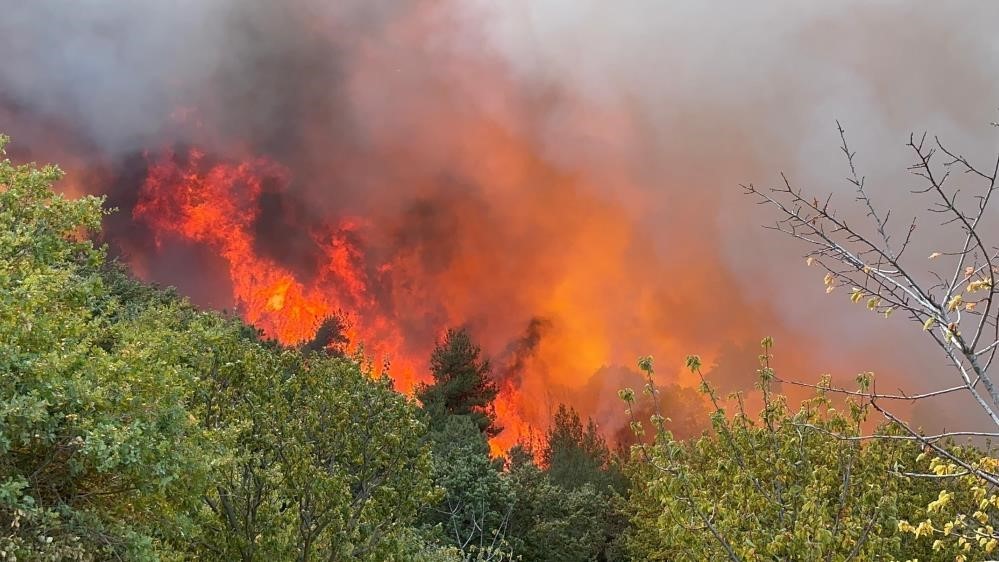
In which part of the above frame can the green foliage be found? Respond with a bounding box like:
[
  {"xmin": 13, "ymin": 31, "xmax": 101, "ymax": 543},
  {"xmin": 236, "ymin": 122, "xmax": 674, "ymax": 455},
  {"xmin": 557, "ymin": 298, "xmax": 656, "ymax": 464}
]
[
  {"xmin": 506, "ymin": 451, "xmax": 626, "ymax": 562},
  {"xmin": 0, "ymin": 136, "xmax": 438, "ymax": 561},
  {"xmin": 191, "ymin": 331, "xmax": 436, "ymax": 561},
  {"xmin": 416, "ymin": 330, "xmax": 519, "ymax": 558},
  {"xmin": 421, "ymin": 415, "xmax": 516, "ymax": 561},
  {"xmin": 898, "ymin": 452, "xmax": 999, "ymax": 561},
  {"xmin": 415, "ymin": 327, "xmax": 628, "ymax": 561},
  {"xmin": 8, "ymin": 132, "xmax": 978, "ymax": 561},
  {"xmin": 0, "ymin": 135, "xmax": 212, "ymax": 559},
  {"xmin": 395, "ymin": 528, "xmax": 465, "ymax": 562},
  {"xmin": 620, "ymin": 341, "xmax": 941, "ymax": 561},
  {"xmin": 417, "ymin": 328, "xmax": 500, "ymax": 438},
  {"xmin": 543, "ymin": 405, "xmax": 626, "ymax": 494},
  {"xmin": 421, "ymin": 411, "xmax": 628, "ymax": 562}
]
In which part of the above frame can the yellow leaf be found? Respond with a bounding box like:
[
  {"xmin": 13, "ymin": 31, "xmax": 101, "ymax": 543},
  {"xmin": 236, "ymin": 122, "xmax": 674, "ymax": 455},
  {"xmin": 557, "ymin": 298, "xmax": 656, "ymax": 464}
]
[
  {"xmin": 968, "ymin": 279, "xmax": 993, "ymax": 293},
  {"xmin": 806, "ymin": 257, "xmax": 815, "ymax": 267},
  {"xmin": 947, "ymin": 294, "xmax": 963, "ymax": 312},
  {"xmin": 923, "ymin": 317, "xmax": 936, "ymax": 331}
]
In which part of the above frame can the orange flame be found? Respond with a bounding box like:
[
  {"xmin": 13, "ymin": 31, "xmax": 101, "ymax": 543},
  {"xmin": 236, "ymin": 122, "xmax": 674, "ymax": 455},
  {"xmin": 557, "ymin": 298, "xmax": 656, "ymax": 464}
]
[{"xmin": 134, "ymin": 148, "xmax": 423, "ymax": 387}]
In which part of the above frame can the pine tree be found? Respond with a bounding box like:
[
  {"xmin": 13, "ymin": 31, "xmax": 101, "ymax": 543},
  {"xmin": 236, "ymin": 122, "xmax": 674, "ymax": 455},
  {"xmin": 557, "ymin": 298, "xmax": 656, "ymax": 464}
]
[
  {"xmin": 416, "ymin": 328, "xmax": 501, "ymax": 437},
  {"xmin": 543, "ymin": 405, "xmax": 624, "ymax": 492}
]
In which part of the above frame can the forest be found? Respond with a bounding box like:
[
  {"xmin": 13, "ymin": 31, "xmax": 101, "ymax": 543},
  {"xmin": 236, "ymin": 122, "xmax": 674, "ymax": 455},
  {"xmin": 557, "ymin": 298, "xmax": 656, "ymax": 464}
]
[
  {"xmin": 4, "ymin": 110, "xmax": 999, "ymax": 562},
  {"xmin": 7, "ymin": 0, "xmax": 999, "ymax": 560}
]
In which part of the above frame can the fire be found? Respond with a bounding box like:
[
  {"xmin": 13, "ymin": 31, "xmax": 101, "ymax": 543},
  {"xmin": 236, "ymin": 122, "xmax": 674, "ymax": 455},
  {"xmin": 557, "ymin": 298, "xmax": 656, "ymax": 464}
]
[
  {"xmin": 118, "ymin": 87, "xmax": 752, "ymax": 454},
  {"xmin": 126, "ymin": 134, "xmax": 693, "ymax": 455},
  {"xmin": 133, "ymin": 147, "xmax": 426, "ymax": 390},
  {"xmin": 133, "ymin": 145, "xmax": 561, "ymax": 452},
  {"xmin": 1, "ymin": 0, "xmax": 823, "ymax": 455}
]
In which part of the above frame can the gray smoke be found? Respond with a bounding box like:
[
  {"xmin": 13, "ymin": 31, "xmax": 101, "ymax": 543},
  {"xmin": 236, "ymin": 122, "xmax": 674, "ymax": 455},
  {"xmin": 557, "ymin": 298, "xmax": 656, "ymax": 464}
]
[{"xmin": 3, "ymin": 0, "xmax": 999, "ymax": 434}]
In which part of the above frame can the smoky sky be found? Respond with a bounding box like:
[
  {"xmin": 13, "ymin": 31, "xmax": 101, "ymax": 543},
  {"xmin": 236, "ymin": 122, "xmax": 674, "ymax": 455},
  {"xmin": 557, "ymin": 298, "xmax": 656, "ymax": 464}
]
[{"xmin": 3, "ymin": 0, "xmax": 999, "ymax": 435}]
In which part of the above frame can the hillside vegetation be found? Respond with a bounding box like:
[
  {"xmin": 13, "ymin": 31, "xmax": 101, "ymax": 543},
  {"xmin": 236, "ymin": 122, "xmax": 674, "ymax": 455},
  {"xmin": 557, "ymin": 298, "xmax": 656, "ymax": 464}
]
[{"xmin": 2, "ymin": 133, "xmax": 995, "ymax": 561}]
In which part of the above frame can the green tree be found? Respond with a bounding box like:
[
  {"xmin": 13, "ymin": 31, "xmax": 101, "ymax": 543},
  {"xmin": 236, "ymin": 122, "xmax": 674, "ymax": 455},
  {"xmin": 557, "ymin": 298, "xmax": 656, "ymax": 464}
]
[
  {"xmin": 0, "ymin": 134, "xmax": 440, "ymax": 560},
  {"xmin": 748, "ymin": 122, "xmax": 999, "ymax": 561},
  {"xmin": 0, "ymin": 135, "xmax": 215, "ymax": 560},
  {"xmin": 543, "ymin": 405, "xmax": 625, "ymax": 494},
  {"xmin": 194, "ymin": 345, "xmax": 436, "ymax": 561},
  {"xmin": 417, "ymin": 329, "xmax": 500, "ymax": 437},
  {"xmin": 422, "ymin": 416, "xmax": 516, "ymax": 561},
  {"xmin": 619, "ymin": 341, "xmax": 940, "ymax": 561},
  {"xmin": 505, "ymin": 447, "xmax": 625, "ymax": 562},
  {"xmin": 415, "ymin": 330, "xmax": 519, "ymax": 560}
]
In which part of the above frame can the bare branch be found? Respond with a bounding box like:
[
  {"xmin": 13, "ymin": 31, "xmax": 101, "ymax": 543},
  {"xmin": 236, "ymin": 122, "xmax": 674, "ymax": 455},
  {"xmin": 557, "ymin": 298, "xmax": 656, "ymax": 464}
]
[{"xmin": 747, "ymin": 121, "xmax": 999, "ymax": 443}]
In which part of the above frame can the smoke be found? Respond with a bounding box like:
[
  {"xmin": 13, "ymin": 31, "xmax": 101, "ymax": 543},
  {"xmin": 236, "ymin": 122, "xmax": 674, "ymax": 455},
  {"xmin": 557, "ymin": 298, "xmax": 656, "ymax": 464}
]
[
  {"xmin": 496, "ymin": 317, "xmax": 551, "ymax": 387},
  {"xmin": 3, "ymin": 0, "xmax": 999, "ymax": 442}
]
